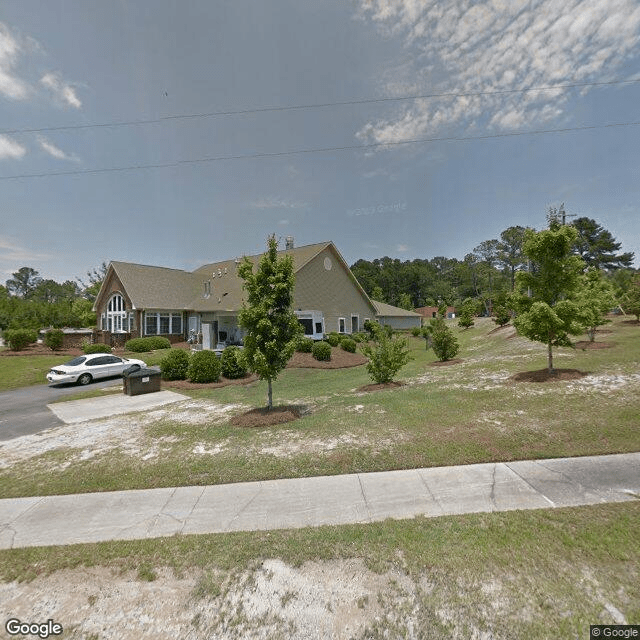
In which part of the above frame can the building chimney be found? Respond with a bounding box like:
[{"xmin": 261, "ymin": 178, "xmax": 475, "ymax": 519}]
[{"xmin": 285, "ymin": 236, "xmax": 294, "ymax": 250}]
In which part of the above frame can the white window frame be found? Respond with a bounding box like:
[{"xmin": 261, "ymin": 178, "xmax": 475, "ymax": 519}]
[
  {"xmin": 106, "ymin": 293, "xmax": 127, "ymax": 333},
  {"xmin": 144, "ymin": 312, "xmax": 183, "ymax": 336},
  {"xmin": 338, "ymin": 317, "xmax": 346, "ymax": 333}
]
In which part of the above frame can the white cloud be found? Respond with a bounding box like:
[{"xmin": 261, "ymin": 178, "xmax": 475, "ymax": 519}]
[
  {"xmin": 277, "ymin": 219, "xmax": 290, "ymax": 225},
  {"xmin": 37, "ymin": 135, "xmax": 79, "ymax": 162},
  {"xmin": 0, "ymin": 135, "xmax": 26, "ymax": 160},
  {"xmin": 396, "ymin": 244, "xmax": 410, "ymax": 252},
  {"xmin": 250, "ymin": 196, "xmax": 307, "ymax": 209},
  {"xmin": 0, "ymin": 22, "xmax": 29, "ymax": 100},
  {"xmin": 357, "ymin": 0, "xmax": 640, "ymax": 143},
  {"xmin": 40, "ymin": 71, "xmax": 82, "ymax": 109}
]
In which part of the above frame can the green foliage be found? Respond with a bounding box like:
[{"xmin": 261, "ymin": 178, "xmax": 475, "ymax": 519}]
[
  {"xmin": 220, "ymin": 346, "xmax": 248, "ymax": 379},
  {"xmin": 398, "ymin": 292, "xmax": 413, "ymax": 310},
  {"xmin": 622, "ymin": 276, "xmax": 640, "ymax": 321},
  {"xmin": 238, "ymin": 234, "xmax": 303, "ymax": 408},
  {"xmin": 187, "ymin": 350, "xmax": 221, "ymax": 383},
  {"xmin": 512, "ymin": 225, "xmax": 587, "ymax": 371},
  {"xmin": 82, "ymin": 342, "xmax": 112, "ymax": 354},
  {"xmin": 360, "ymin": 333, "xmax": 412, "ymax": 384},
  {"xmin": 295, "ymin": 337, "xmax": 314, "ymax": 353},
  {"xmin": 125, "ymin": 336, "xmax": 172, "ymax": 352},
  {"xmin": 457, "ymin": 298, "xmax": 476, "ymax": 329},
  {"xmin": 325, "ymin": 333, "xmax": 340, "ymax": 347},
  {"xmin": 492, "ymin": 305, "xmax": 512, "ymax": 327},
  {"xmin": 70, "ymin": 298, "xmax": 96, "ymax": 327},
  {"xmin": 5, "ymin": 328, "xmax": 38, "ymax": 351},
  {"xmin": 44, "ymin": 329, "xmax": 64, "ymax": 351},
  {"xmin": 340, "ymin": 338, "xmax": 357, "ymax": 353},
  {"xmin": 572, "ymin": 217, "xmax": 635, "ymax": 270},
  {"xmin": 437, "ymin": 301, "xmax": 448, "ymax": 318},
  {"xmin": 362, "ymin": 319, "xmax": 380, "ymax": 340},
  {"xmin": 160, "ymin": 349, "xmax": 190, "ymax": 381},
  {"xmin": 312, "ymin": 340, "xmax": 332, "ymax": 361},
  {"xmin": 429, "ymin": 324, "xmax": 460, "ymax": 361},
  {"xmin": 575, "ymin": 268, "xmax": 617, "ymax": 341},
  {"xmin": 411, "ymin": 326, "xmax": 422, "ymax": 337}
]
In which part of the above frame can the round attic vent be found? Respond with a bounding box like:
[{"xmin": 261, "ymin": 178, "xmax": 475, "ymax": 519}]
[{"xmin": 324, "ymin": 257, "xmax": 332, "ymax": 271}]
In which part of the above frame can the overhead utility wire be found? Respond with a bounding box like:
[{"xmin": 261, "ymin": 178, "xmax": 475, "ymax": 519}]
[
  {"xmin": 1, "ymin": 78, "xmax": 639, "ymax": 136},
  {"xmin": 2, "ymin": 119, "xmax": 639, "ymax": 182}
]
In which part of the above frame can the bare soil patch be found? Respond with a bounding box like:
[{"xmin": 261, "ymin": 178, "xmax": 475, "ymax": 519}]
[
  {"xmin": 510, "ymin": 368, "xmax": 590, "ymax": 383},
  {"xmin": 287, "ymin": 348, "xmax": 367, "ymax": 369},
  {"xmin": 230, "ymin": 405, "xmax": 306, "ymax": 428},
  {"xmin": 574, "ymin": 341, "xmax": 615, "ymax": 350},
  {"xmin": 487, "ymin": 324, "xmax": 512, "ymax": 335},
  {"xmin": 621, "ymin": 319, "xmax": 640, "ymax": 325},
  {"xmin": 163, "ymin": 374, "xmax": 258, "ymax": 390},
  {"xmin": 0, "ymin": 344, "xmax": 83, "ymax": 357},
  {"xmin": 428, "ymin": 358, "xmax": 463, "ymax": 367},
  {"xmin": 356, "ymin": 381, "xmax": 405, "ymax": 392}
]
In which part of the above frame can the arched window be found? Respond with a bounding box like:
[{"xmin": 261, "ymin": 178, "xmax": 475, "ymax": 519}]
[{"xmin": 106, "ymin": 293, "xmax": 127, "ymax": 333}]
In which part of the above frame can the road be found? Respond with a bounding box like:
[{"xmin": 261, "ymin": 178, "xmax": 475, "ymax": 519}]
[{"xmin": 0, "ymin": 379, "xmax": 122, "ymax": 441}]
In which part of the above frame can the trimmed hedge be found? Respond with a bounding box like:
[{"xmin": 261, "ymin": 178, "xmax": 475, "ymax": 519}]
[
  {"xmin": 340, "ymin": 338, "xmax": 357, "ymax": 353},
  {"xmin": 312, "ymin": 340, "xmax": 332, "ymax": 361},
  {"xmin": 44, "ymin": 329, "xmax": 64, "ymax": 351},
  {"xmin": 125, "ymin": 336, "xmax": 172, "ymax": 352},
  {"xmin": 325, "ymin": 333, "xmax": 340, "ymax": 347},
  {"xmin": 82, "ymin": 342, "xmax": 112, "ymax": 354},
  {"xmin": 220, "ymin": 346, "xmax": 247, "ymax": 379},
  {"xmin": 160, "ymin": 349, "xmax": 190, "ymax": 380},
  {"xmin": 188, "ymin": 350, "xmax": 221, "ymax": 383},
  {"xmin": 295, "ymin": 337, "xmax": 314, "ymax": 353},
  {"xmin": 4, "ymin": 329, "xmax": 38, "ymax": 351}
]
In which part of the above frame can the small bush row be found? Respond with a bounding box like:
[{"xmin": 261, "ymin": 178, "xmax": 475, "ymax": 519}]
[
  {"xmin": 125, "ymin": 336, "xmax": 172, "ymax": 352},
  {"xmin": 312, "ymin": 341, "xmax": 332, "ymax": 361},
  {"xmin": 82, "ymin": 342, "xmax": 112, "ymax": 354},
  {"xmin": 159, "ymin": 346, "xmax": 248, "ymax": 382},
  {"xmin": 4, "ymin": 328, "xmax": 38, "ymax": 351}
]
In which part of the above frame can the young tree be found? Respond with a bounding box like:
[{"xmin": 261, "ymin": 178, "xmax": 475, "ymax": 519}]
[
  {"xmin": 457, "ymin": 298, "xmax": 476, "ymax": 329},
  {"xmin": 575, "ymin": 268, "xmax": 617, "ymax": 341},
  {"xmin": 238, "ymin": 235, "xmax": 302, "ymax": 409},
  {"xmin": 360, "ymin": 332, "xmax": 412, "ymax": 384},
  {"xmin": 512, "ymin": 225, "xmax": 586, "ymax": 372},
  {"xmin": 622, "ymin": 277, "xmax": 640, "ymax": 321}
]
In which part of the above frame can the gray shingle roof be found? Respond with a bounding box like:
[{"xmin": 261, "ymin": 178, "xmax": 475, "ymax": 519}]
[{"xmin": 372, "ymin": 300, "xmax": 422, "ymax": 317}]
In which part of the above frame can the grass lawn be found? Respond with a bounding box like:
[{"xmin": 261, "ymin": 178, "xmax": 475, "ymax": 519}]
[
  {"xmin": 1, "ymin": 317, "xmax": 639, "ymax": 498},
  {"xmin": 1, "ymin": 503, "xmax": 638, "ymax": 638}
]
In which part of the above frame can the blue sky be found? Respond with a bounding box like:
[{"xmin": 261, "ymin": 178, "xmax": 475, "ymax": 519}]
[{"xmin": 1, "ymin": 0, "xmax": 639, "ymax": 284}]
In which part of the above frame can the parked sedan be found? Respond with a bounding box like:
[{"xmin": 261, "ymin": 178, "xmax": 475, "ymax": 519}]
[{"xmin": 46, "ymin": 354, "xmax": 147, "ymax": 386}]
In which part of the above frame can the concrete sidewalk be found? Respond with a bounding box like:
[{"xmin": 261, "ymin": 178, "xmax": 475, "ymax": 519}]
[{"xmin": 1, "ymin": 452, "xmax": 638, "ymax": 550}]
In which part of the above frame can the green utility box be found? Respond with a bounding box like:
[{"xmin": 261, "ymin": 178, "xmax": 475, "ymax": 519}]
[{"xmin": 123, "ymin": 366, "xmax": 161, "ymax": 396}]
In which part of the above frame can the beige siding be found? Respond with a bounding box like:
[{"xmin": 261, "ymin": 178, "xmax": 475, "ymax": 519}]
[
  {"xmin": 293, "ymin": 246, "xmax": 375, "ymax": 333},
  {"xmin": 377, "ymin": 315, "xmax": 421, "ymax": 330}
]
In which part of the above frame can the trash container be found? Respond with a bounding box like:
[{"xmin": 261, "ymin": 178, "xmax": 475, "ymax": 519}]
[{"xmin": 122, "ymin": 366, "xmax": 161, "ymax": 396}]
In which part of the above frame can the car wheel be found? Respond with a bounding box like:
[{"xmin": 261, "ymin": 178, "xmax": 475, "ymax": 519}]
[{"xmin": 78, "ymin": 373, "xmax": 92, "ymax": 386}]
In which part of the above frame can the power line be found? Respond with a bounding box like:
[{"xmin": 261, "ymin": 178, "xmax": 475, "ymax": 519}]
[
  {"xmin": 2, "ymin": 119, "xmax": 639, "ymax": 182},
  {"xmin": 1, "ymin": 78, "xmax": 639, "ymax": 136}
]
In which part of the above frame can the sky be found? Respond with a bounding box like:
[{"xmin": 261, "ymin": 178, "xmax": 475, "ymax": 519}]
[{"xmin": 1, "ymin": 0, "xmax": 639, "ymax": 285}]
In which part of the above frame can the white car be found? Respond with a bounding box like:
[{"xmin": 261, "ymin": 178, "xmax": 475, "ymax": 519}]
[{"xmin": 46, "ymin": 354, "xmax": 147, "ymax": 386}]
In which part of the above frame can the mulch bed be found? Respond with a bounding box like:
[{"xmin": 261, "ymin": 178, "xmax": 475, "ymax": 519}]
[
  {"xmin": 510, "ymin": 368, "xmax": 590, "ymax": 383},
  {"xmin": 428, "ymin": 358, "xmax": 463, "ymax": 367},
  {"xmin": 163, "ymin": 374, "xmax": 259, "ymax": 390},
  {"xmin": 287, "ymin": 348, "xmax": 368, "ymax": 369},
  {"xmin": 0, "ymin": 344, "xmax": 85, "ymax": 357},
  {"xmin": 574, "ymin": 341, "xmax": 615, "ymax": 350},
  {"xmin": 230, "ymin": 405, "xmax": 306, "ymax": 427},
  {"xmin": 356, "ymin": 381, "xmax": 405, "ymax": 392}
]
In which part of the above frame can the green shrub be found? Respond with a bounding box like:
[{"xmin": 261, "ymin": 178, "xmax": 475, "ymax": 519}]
[
  {"xmin": 82, "ymin": 342, "xmax": 112, "ymax": 354},
  {"xmin": 363, "ymin": 320, "xmax": 381, "ymax": 340},
  {"xmin": 188, "ymin": 350, "xmax": 221, "ymax": 383},
  {"xmin": 295, "ymin": 337, "xmax": 314, "ymax": 353},
  {"xmin": 160, "ymin": 349, "xmax": 190, "ymax": 380},
  {"xmin": 44, "ymin": 329, "xmax": 64, "ymax": 351},
  {"xmin": 312, "ymin": 340, "xmax": 332, "ymax": 361},
  {"xmin": 5, "ymin": 328, "xmax": 38, "ymax": 351},
  {"xmin": 125, "ymin": 336, "xmax": 172, "ymax": 352},
  {"xmin": 430, "ymin": 325, "xmax": 460, "ymax": 361},
  {"xmin": 360, "ymin": 334, "xmax": 412, "ymax": 384},
  {"xmin": 340, "ymin": 338, "xmax": 357, "ymax": 353},
  {"xmin": 411, "ymin": 326, "xmax": 421, "ymax": 337},
  {"xmin": 352, "ymin": 332, "xmax": 366, "ymax": 343},
  {"xmin": 493, "ymin": 305, "xmax": 511, "ymax": 327},
  {"xmin": 221, "ymin": 346, "xmax": 247, "ymax": 379},
  {"xmin": 326, "ymin": 333, "xmax": 340, "ymax": 347}
]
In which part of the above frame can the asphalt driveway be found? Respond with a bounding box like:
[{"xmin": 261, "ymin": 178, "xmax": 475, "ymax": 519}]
[{"xmin": 0, "ymin": 378, "xmax": 122, "ymax": 441}]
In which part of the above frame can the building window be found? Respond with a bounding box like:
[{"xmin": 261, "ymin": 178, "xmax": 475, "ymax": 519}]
[
  {"xmin": 171, "ymin": 314, "xmax": 182, "ymax": 334},
  {"xmin": 338, "ymin": 317, "xmax": 346, "ymax": 333},
  {"xmin": 145, "ymin": 314, "xmax": 157, "ymax": 335},
  {"xmin": 299, "ymin": 318, "xmax": 313, "ymax": 335},
  {"xmin": 315, "ymin": 321, "xmax": 323, "ymax": 334},
  {"xmin": 144, "ymin": 312, "xmax": 183, "ymax": 335},
  {"xmin": 159, "ymin": 314, "xmax": 170, "ymax": 334},
  {"xmin": 106, "ymin": 294, "xmax": 127, "ymax": 333}
]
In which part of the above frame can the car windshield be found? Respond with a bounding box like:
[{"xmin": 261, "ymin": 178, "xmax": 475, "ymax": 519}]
[{"xmin": 64, "ymin": 357, "xmax": 87, "ymax": 366}]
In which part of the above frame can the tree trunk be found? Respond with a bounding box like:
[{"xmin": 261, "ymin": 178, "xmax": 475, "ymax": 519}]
[
  {"xmin": 547, "ymin": 341, "xmax": 554, "ymax": 373},
  {"xmin": 267, "ymin": 378, "xmax": 273, "ymax": 410},
  {"xmin": 588, "ymin": 327, "xmax": 596, "ymax": 342}
]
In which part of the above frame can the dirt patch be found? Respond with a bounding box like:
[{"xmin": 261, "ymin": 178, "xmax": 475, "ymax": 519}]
[
  {"xmin": 510, "ymin": 368, "xmax": 590, "ymax": 383},
  {"xmin": 487, "ymin": 324, "xmax": 512, "ymax": 335},
  {"xmin": 356, "ymin": 381, "xmax": 404, "ymax": 392},
  {"xmin": 287, "ymin": 348, "xmax": 368, "ymax": 369},
  {"xmin": 574, "ymin": 341, "xmax": 615, "ymax": 350},
  {"xmin": 230, "ymin": 405, "xmax": 306, "ymax": 428},
  {"xmin": 621, "ymin": 319, "xmax": 639, "ymax": 325},
  {"xmin": 0, "ymin": 344, "xmax": 84, "ymax": 357},
  {"xmin": 428, "ymin": 358, "xmax": 463, "ymax": 367},
  {"xmin": 163, "ymin": 374, "xmax": 258, "ymax": 390}
]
